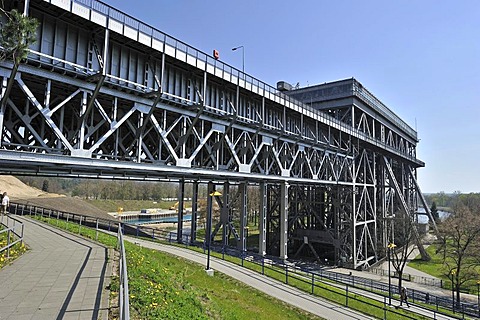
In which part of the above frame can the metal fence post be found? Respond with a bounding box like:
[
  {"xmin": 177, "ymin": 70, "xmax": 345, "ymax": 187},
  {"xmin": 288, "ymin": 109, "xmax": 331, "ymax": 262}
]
[
  {"xmin": 262, "ymin": 259, "xmax": 264, "ymax": 275},
  {"xmin": 6, "ymin": 229, "xmax": 11, "ymax": 258},
  {"xmin": 285, "ymin": 265, "xmax": 288, "ymax": 285},
  {"xmin": 20, "ymin": 223, "xmax": 24, "ymax": 246},
  {"xmin": 78, "ymin": 216, "xmax": 82, "ymax": 234},
  {"xmin": 311, "ymin": 273, "xmax": 315, "ymax": 294},
  {"xmin": 96, "ymin": 219, "xmax": 99, "ymax": 241},
  {"xmin": 383, "ymin": 296, "xmax": 387, "ymax": 320},
  {"xmin": 346, "ymin": 284, "xmax": 349, "ymax": 307}
]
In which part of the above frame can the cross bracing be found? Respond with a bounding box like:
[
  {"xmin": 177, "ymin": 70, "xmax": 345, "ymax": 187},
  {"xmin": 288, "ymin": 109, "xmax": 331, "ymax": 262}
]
[{"xmin": 0, "ymin": 0, "xmax": 432, "ymax": 269}]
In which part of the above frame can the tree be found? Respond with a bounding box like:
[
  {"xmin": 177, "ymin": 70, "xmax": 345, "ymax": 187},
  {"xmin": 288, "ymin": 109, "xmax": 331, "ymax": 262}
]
[
  {"xmin": 430, "ymin": 201, "xmax": 439, "ymax": 224},
  {"xmin": 438, "ymin": 204, "xmax": 480, "ymax": 306},
  {"xmin": 41, "ymin": 179, "xmax": 49, "ymax": 192},
  {"xmin": 0, "ymin": 7, "xmax": 38, "ymax": 110},
  {"xmin": 389, "ymin": 211, "xmax": 418, "ymax": 293}
]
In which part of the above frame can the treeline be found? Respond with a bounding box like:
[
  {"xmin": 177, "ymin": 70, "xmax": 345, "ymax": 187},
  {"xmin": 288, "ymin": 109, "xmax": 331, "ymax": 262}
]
[
  {"xmin": 424, "ymin": 191, "xmax": 480, "ymax": 211},
  {"xmin": 18, "ymin": 177, "xmax": 202, "ymax": 200},
  {"xmin": 17, "ymin": 176, "xmax": 480, "ymax": 210}
]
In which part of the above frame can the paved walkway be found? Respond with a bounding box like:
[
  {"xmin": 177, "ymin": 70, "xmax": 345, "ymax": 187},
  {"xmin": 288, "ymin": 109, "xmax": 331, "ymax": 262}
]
[{"xmin": 0, "ymin": 216, "xmax": 111, "ymax": 320}]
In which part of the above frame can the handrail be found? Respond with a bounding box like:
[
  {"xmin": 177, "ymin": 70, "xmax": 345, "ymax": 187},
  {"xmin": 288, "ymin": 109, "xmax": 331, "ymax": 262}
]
[
  {"xmin": 0, "ymin": 213, "xmax": 24, "ymax": 258},
  {"xmin": 117, "ymin": 223, "xmax": 130, "ymax": 320}
]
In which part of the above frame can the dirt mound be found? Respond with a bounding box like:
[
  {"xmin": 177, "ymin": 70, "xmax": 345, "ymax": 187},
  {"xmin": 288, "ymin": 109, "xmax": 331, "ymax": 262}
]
[
  {"xmin": 0, "ymin": 176, "xmax": 64, "ymax": 199},
  {"xmin": 1, "ymin": 175, "xmax": 114, "ymax": 221},
  {"xmin": 14, "ymin": 197, "xmax": 114, "ymax": 220}
]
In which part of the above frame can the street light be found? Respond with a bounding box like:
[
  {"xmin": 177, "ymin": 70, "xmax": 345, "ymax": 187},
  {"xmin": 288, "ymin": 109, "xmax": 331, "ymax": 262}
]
[
  {"xmin": 206, "ymin": 190, "xmax": 222, "ymax": 274},
  {"xmin": 476, "ymin": 280, "xmax": 480, "ymax": 317},
  {"xmin": 231, "ymin": 45, "xmax": 244, "ymax": 74},
  {"xmin": 387, "ymin": 242, "xmax": 396, "ymax": 305},
  {"xmin": 451, "ymin": 269, "xmax": 456, "ymax": 312}
]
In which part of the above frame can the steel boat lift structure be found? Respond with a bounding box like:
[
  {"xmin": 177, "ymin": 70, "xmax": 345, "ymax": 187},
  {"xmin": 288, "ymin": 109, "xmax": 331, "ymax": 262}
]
[{"xmin": 0, "ymin": 0, "xmax": 436, "ymax": 269}]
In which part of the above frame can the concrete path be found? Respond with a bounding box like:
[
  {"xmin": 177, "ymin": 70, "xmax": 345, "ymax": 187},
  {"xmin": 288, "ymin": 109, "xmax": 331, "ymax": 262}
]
[
  {"xmin": 128, "ymin": 236, "xmax": 373, "ymax": 320},
  {"xmin": 0, "ymin": 216, "xmax": 111, "ymax": 320}
]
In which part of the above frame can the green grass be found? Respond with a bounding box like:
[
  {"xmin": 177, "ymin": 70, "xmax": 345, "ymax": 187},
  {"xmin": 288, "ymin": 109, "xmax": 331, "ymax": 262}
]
[
  {"xmin": 32, "ymin": 216, "xmax": 322, "ymax": 320},
  {"xmin": 0, "ymin": 225, "xmax": 28, "ymax": 269},
  {"xmin": 408, "ymin": 244, "xmax": 480, "ymax": 293},
  {"xmin": 201, "ymin": 249, "xmax": 429, "ymax": 320}
]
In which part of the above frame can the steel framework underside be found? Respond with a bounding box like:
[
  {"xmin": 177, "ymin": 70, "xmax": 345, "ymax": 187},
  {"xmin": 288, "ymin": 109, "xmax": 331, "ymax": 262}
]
[{"xmin": 0, "ymin": 0, "xmax": 428, "ymax": 268}]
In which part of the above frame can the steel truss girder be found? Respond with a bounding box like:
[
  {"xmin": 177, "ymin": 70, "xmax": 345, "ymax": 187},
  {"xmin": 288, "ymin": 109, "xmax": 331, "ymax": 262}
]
[{"xmin": 0, "ymin": 0, "xmax": 427, "ymax": 269}]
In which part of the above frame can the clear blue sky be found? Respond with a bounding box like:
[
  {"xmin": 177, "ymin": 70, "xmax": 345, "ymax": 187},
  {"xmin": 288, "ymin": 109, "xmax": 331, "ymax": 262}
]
[{"xmin": 111, "ymin": 0, "xmax": 480, "ymax": 193}]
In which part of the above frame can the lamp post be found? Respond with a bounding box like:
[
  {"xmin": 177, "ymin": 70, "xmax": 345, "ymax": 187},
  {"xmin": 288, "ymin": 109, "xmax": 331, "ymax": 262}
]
[
  {"xmin": 206, "ymin": 190, "xmax": 222, "ymax": 273},
  {"xmin": 387, "ymin": 242, "xmax": 396, "ymax": 305},
  {"xmin": 451, "ymin": 269, "xmax": 456, "ymax": 312},
  {"xmin": 476, "ymin": 280, "xmax": 480, "ymax": 317},
  {"xmin": 231, "ymin": 45, "xmax": 244, "ymax": 74}
]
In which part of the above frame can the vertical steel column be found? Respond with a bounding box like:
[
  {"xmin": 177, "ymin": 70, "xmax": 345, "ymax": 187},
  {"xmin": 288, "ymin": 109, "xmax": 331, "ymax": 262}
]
[
  {"xmin": 137, "ymin": 113, "xmax": 144, "ymax": 162},
  {"xmin": 0, "ymin": 77, "xmax": 6, "ymax": 147},
  {"xmin": 205, "ymin": 182, "xmax": 214, "ymax": 270},
  {"xmin": 190, "ymin": 181, "xmax": 199, "ymax": 244},
  {"xmin": 259, "ymin": 182, "xmax": 267, "ymax": 256},
  {"xmin": 373, "ymin": 153, "xmax": 378, "ymax": 259},
  {"xmin": 24, "ymin": 0, "xmax": 31, "ymax": 15},
  {"xmin": 280, "ymin": 182, "xmax": 289, "ymax": 260},
  {"xmin": 176, "ymin": 179, "xmax": 185, "ymax": 243},
  {"xmin": 238, "ymin": 182, "xmax": 247, "ymax": 252},
  {"xmin": 221, "ymin": 182, "xmax": 229, "ymax": 248},
  {"xmin": 352, "ymin": 154, "xmax": 357, "ymax": 268},
  {"xmin": 79, "ymin": 91, "xmax": 87, "ymax": 149}
]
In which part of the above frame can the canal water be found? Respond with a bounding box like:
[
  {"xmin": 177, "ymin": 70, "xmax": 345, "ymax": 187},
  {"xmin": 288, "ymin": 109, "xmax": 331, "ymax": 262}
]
[{"xmin": 127, "ymin": 214, "xmax": 192, "ymax": 225}]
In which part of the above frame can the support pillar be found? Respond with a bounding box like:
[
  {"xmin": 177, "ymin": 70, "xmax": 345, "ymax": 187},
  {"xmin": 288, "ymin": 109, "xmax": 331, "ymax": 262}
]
[
  {"xmin": 280, "ymin": 182, "xmax": 289, "ymax": 260},
  {"xmin": 221, "ymin": 182, "xmax": 229, "ymax": 248},
  {"xmin": 176, "ymin": 180, "xmax": 185, "ymax": 243},
  {"xmin": 190, "ymin": 181, "xmax": 199, "ymax": 244},
  {"xmin": 238, "ymin": 182, "xmax": 247, "ymax": 252},
  {"xmin": 205, "ymin": 182, "xmax": 214, "ymax": 271},
  {"xmin": 259, "ymin": 183, "xmax": 267, "ymax": 256}
]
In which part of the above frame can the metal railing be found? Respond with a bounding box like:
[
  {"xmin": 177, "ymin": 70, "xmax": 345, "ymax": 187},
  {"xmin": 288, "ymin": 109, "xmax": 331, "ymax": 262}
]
[
  {"xmin": 0, "ymin": 213, "xmax": 24, "ymax": 258},
  {"xmin": 369, "ymin": 267, "xmax": 444, "ymax": 288},
  {"xmin": 10, "ymin": 202, "xmax": 477, "ymax": 319},
  {"xmin": 117, "ymin": 224, "xmax": 130, "ymax": 320}
]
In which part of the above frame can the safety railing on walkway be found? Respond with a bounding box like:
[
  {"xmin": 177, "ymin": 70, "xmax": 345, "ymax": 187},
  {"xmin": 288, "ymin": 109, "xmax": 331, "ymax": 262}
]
[
  {"xmin": 368, "ymin": 267, "xmax": 444, "ymax": 289},
  {"xmin": 10, "ymin": 201, "xmax": 477, "ymax": 319},
  {"xmin": 214, "ymin": 247, "xmax": 470, "ymax": 320},
  {"xmin": 0, "ymin": 213, "xmax": 24, "ymax": 258},
  {"xmin": 117, "ymin": 224, "xmax": 130, "ymax": 320}
]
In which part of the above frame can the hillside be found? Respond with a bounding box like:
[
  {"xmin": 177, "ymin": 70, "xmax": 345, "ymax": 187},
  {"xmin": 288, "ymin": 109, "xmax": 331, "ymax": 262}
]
[{"xmin": 1, "ymin": 175, "xmax": 114, "ymax": 220}]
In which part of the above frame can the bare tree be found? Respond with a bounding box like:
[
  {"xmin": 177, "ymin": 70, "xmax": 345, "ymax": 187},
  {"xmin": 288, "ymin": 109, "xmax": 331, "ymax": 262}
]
[
  {"xmin": 438, "ymin": 204, "xmax": 480, "ymax": 306},
  {"xmin": 389, "ymin": 211, "xmax": 418, "ymax": 293}
]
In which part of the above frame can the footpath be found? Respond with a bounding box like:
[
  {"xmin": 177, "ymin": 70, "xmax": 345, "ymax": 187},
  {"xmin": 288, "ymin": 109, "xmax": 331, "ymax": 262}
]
[{"xmin": 0, "ymin": 216, "xmax": 111, "ymax": 320}]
